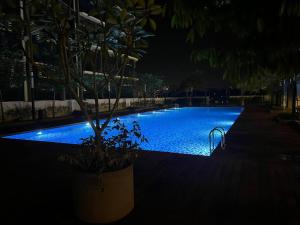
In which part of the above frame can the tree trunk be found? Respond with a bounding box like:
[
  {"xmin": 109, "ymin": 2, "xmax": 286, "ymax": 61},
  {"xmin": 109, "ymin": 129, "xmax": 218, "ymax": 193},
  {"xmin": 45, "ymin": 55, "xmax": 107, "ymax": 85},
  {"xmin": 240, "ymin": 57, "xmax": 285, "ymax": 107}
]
[
  {"xmin": 241, "ymin": 89, "xmax": 245, "ymax": 106},
  {"xmin": 58, "ymin": 35, "xmax": 98, "ymax": 139},
  {"xmin": 0, "ymin": 90, "xmax": 4, "ymax": 122},
  {"xmin": 292, "ymin": 78, "xmax": 297, "ymax": 116},
  {"xmin": 52, "ymin": 88, "xmax": 56, "ymax": 118}
]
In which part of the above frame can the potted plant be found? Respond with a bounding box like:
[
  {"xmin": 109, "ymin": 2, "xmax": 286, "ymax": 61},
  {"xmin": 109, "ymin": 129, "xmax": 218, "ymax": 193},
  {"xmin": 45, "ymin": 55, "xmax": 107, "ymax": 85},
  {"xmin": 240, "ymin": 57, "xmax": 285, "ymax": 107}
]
[
  {"xmin": 59, "ymin": 119, "xmax": 147, "ymax": 223},
  {"xmin": 1, "ymin": 0, "xmax": 161, "ymax": 222},
  {"xmin": 36, "ymin": 0, "xmax": 161, "ymax": 222}
]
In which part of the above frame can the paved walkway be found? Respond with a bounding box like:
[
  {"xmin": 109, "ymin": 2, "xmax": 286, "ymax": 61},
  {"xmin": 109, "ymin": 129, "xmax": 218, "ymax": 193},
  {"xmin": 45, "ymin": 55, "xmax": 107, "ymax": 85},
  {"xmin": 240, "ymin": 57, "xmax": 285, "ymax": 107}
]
[{"xmin": 1, "ymin": 106, "xmax": 300, "ymax": 225}]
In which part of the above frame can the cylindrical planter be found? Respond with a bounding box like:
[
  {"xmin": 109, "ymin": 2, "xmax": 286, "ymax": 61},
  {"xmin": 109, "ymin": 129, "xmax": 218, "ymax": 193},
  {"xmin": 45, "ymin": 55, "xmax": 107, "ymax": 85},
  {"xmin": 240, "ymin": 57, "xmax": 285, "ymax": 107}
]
[{"xmin": 73, "ymin": 165, "xmax": 134, "ymax": 223}]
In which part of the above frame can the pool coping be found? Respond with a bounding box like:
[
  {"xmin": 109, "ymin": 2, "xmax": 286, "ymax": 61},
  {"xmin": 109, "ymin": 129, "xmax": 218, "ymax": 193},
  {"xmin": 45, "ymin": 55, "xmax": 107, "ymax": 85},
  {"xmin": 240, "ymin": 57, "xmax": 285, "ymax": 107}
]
[
  {"xmin": 1, "ymin": 106, "xmax": 182, "ymax": 137},
  {"xmin": 0, "ymin": 137, "xmax": 211, "ymax": 159},
  {"xmin": 0, "ymin": 105, "xmax": 173, "ymax": 137}
]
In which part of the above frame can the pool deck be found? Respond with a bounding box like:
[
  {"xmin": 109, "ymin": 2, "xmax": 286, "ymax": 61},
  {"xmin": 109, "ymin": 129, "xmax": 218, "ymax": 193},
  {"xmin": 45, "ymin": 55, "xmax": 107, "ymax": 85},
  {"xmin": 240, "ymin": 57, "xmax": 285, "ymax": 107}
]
[
  {"xmin": 1, "ymin": 106, "xmax": 300, "ymax": 225},
  {"xmin": 0, "ymin": 105, "xmax": 169, "ymax": 136}
]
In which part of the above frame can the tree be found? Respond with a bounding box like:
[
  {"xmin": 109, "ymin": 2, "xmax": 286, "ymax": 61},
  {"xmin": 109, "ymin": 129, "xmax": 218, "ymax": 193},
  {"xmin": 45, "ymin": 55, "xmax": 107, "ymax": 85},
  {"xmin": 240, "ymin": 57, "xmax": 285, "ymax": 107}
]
[
  {"xmin": 137, "ymin": 73, "xmax": 164, "ymax": 98},
  {"xmin": 0, "ymin": 0, "xmax": 162, "ymax": 144},
  {"xmin": 170, "ymin": 0, "xmax": 300, "ymax": 113},
  {"xmin": 180, "ymin": 75, "xmax": 200, "ymax": 105}
]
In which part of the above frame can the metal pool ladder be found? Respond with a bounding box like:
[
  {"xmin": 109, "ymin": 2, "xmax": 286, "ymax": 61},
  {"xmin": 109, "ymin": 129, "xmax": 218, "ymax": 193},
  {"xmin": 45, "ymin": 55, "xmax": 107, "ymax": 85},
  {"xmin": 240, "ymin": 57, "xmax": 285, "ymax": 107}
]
[{"xmin": 209, "ymin": 127, "xmax": 226, "ymax": 155}]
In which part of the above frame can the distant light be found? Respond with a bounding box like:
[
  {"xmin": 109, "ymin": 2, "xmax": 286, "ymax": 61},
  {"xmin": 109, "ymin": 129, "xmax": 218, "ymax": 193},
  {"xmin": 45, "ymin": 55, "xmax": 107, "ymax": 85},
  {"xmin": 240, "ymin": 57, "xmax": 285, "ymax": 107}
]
[
  {"xmin": 228, "ymin": 112, "xmax": 241, "ymax": 116},
  {"xmin": 37, "ymin": 131, "xmax": 42, "ymax": 135},
  {"xmin": 86, "ymin": 122, "xmax": 90, "ymax": 126},
  {"xmin": 137, "ymin": 113, "xmax": 150, "ymax": 117},
  {"xmin": 220, "ymin": 121, "xmax": 234, "ymax": 126}
]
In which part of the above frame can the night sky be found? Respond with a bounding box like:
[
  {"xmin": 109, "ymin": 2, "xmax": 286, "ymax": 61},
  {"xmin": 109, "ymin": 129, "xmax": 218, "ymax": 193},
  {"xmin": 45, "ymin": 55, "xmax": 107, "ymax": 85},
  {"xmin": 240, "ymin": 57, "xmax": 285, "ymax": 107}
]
[
  {"xmin": 136, "ymin": 18, "xmax": 197, "ymax": 85},
  {"xmin": 135, "ymin": 16, "xmax": 229, "ymax": 90}
]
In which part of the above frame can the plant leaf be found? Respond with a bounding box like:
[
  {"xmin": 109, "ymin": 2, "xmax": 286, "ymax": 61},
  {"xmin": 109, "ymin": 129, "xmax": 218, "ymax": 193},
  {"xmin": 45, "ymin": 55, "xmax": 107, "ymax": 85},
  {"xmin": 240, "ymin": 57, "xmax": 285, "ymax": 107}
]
[{"xmin": 149, "ymin": 18, "xmax": 156, "ymax": 30}]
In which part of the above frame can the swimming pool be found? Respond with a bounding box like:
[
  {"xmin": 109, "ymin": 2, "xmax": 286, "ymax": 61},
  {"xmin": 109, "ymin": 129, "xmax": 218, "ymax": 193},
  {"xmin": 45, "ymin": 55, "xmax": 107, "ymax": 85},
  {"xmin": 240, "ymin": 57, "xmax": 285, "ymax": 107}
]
[{"xmin": 3, "ymin": 107, "xmax": 243, "ymax": 156}]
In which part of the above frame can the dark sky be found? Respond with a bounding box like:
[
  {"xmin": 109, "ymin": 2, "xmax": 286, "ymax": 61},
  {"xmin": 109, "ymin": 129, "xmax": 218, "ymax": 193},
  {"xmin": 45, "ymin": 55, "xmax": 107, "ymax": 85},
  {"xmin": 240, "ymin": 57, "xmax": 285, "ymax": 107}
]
[
  {"xmin": 136, "ymin": 18, "xmax": 197, "ymax": 86},
  {"xmin": 135, "ymin": 17, "xmax": 229, "ymax": 89}
]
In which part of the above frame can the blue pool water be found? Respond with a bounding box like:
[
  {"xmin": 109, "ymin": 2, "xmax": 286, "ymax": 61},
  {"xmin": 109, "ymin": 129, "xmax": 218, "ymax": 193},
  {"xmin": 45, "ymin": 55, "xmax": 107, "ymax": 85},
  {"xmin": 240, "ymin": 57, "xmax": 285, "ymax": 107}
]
[{"xmin": 3, "ymin": 107, "xmax": 243, "ymax": 156}]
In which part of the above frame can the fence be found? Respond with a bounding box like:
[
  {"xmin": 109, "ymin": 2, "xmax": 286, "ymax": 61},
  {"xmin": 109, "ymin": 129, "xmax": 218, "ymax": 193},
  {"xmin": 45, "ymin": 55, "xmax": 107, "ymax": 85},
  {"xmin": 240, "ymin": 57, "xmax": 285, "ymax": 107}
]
[
  {"xmin": 0, "ymin": 98, "xmax": 168, "ymax": 122},
  {"xmin": 0, "ymin": 95, "xmax": 270, "ymax": 122}
]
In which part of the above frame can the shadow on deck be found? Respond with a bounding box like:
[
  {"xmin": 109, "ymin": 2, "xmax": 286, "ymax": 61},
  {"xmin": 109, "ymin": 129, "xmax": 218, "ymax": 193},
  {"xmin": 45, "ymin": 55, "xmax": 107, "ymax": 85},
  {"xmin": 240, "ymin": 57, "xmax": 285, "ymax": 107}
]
[{"xmin": 1, "ymin": 106, "xmax": 300, "ymax": 225}]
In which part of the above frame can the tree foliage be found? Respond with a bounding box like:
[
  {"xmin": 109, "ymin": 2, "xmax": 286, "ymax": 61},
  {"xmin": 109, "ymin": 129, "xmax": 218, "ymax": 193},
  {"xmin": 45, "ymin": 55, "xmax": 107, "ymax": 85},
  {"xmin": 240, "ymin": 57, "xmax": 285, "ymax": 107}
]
[
  {"xmin": 137, "ymin": 73, "xmax": 164, "ymax": 97},
  {"xmin": 0, "ymin": 0, "xmax": 162, "ymax": 141},
  {"xmin": 170, "ymin": 0, "xmax": 300, "ymax": 91}
]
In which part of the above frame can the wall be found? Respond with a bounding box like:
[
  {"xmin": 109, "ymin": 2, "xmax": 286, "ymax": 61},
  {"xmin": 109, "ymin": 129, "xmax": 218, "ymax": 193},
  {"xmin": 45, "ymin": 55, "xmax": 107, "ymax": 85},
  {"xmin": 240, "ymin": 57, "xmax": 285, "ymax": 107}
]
[
  {"xmin": 0, "ymin": 98, "xmax": 168, "ymax": 122},
  {"xmin": 0, "ymin": 96, "xmax": 270, "ymax": 122},
  {"xmin": 282, "ymin": 78, "xmax": 300, "ymax": 110},
  {"xmin": 228, "ymin": 95, "xmax": 271, "ymax": 105},
  {"xmin": 297, "ymin": 82, "xmax": 300, "ymax": 108}
]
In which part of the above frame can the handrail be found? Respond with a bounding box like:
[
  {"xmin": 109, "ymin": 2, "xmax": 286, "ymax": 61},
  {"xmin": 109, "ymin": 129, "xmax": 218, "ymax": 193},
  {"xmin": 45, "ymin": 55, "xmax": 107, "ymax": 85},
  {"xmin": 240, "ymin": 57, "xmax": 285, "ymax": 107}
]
[{"xmin": 208, "ymin": 127, "xmax": 226, "ymax": 155}]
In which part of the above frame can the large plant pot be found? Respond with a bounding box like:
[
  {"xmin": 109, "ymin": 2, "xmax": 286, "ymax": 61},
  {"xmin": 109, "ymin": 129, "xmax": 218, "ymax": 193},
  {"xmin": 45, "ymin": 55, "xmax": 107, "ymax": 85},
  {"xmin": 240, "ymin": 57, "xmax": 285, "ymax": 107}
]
[{"xmin": 73, "ymin": 165, "xmax": 134, "ymax": 223}]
